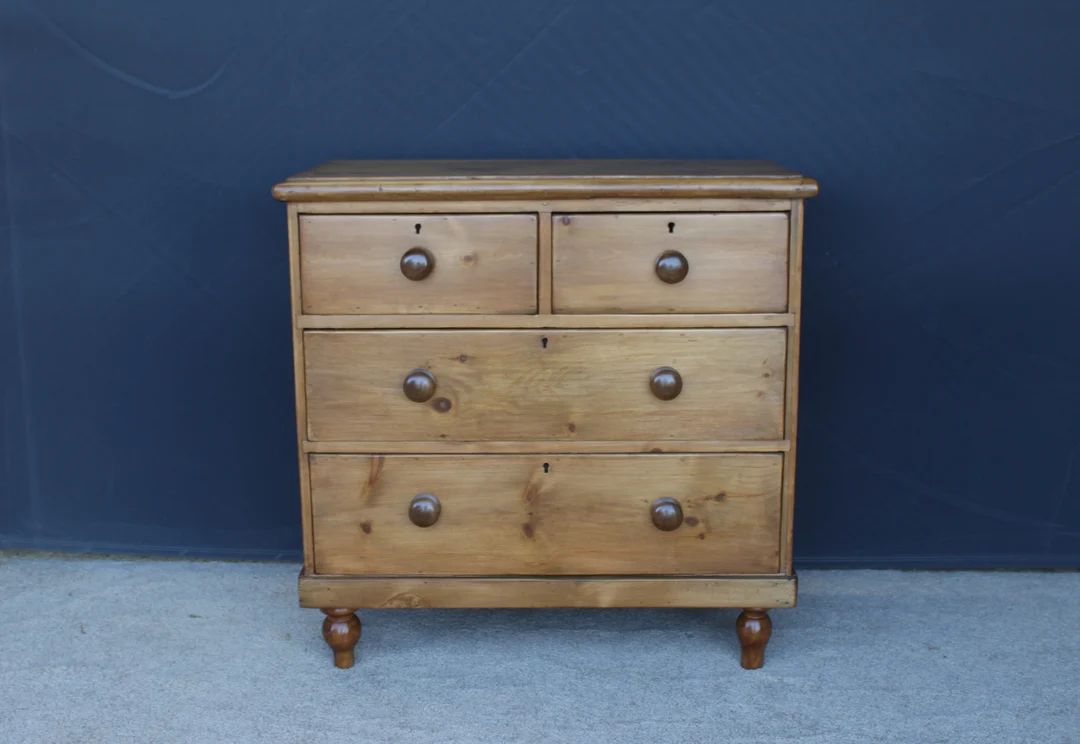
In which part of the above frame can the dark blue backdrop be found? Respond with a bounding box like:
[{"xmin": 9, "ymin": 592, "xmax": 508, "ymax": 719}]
[{"xmin": 2, "ymin": 1, "xmax": 1078, "ymax": 566}]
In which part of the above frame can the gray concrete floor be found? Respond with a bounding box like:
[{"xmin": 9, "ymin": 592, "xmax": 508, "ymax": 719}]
[{"xmin": 1, "ymin": 555, "xmax": 1077, "ymax": 743}]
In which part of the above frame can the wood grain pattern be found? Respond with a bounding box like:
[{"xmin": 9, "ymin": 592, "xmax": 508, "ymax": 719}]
[
  {"xmin": 286, "ymin": 204, "xmax": 316, "ymax": 572},
  {"xmin": 780, "ymin": 200, "xmax": 805, "ymax": 574},
  {"xmin": 277, "ymin": 160, "xmax": 815, "ymax": 664},
  {"xmin": 736, "ymin": 609, "xmax": 772, "ymax": 669},
  {"xmin": 302, "ymin": 439, "xmax": 790, "ymax": 454},
  {"xmin": 299, "ymin": 572, "xmax": 798, "ymax": 609},
  {"xmin": 299, "ymin": 214, "xmax": 537, "ymax": 314},
  {"xmin": 553, "ymin": 213, "xmax": 789, "ymax": 313},
  {"xmin": 537, "ymin": 211, "xmax": 552, "ymax": 313},
  {"xmin": 295, "ymin": 198, "xmax": 793, "ymax": 214},
  {"xmin": 321, "ymin": 608, "xmax": 361, "ymax": 669},
  {"xmin": 273, "ymin": 160, "xmax": 819, "ymax": 202},
  {"xmin": 309, "ymin": 454, "xmax": 782, "ymax": 575},
  {"xmin": 297, "ymin": 313, "xmax": 795, "ymax": 329},
  {"xmin": 304, "ymin": 329, "xmax": 786, "ymax": 442}
]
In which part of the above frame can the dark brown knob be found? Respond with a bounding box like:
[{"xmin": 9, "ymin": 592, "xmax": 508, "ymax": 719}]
[
  {"xmin": 400, "ymin": 247, "xmax": 434, "ymax": 280},
  {"xmin": 650, "ymin": 367, "xmax": 682, "ymax": 400},
  {"xmin": 655, "ymin": 250, "xmax": 689, "ymax": 283},
  {"xmin": 409, "ymin": 493, "xmax": 441, "ymax": 527},
  {"xmin": 403, "ymin": 369, "xmax": 436, "ymax": 402},
  {"xmin": 651, "ymin": 497, "xmax": 683, "ymax": 531}
]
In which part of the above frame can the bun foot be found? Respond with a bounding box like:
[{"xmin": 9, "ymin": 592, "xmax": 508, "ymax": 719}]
[
  {"xmin": 321, "ymin": 608, "xmax": 361, "ymax": 669},
  {"xmin": 736, "ymin": 608, "xmax": 772, "ymax": 670}
]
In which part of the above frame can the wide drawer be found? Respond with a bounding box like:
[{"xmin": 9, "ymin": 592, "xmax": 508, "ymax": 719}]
[
  {"xmin": 310, "ymin": 454, "xmax": 783, "ymax": 575},
  {"xmin": 299, "ymin": 214, "xmax": 538, "ymax": 314},
  {"xmin": 552, "ymin": 212, "xmax": 789, "ymax": 313},
  {"xmin": 304, "ymin": 329, "xmax": 786, "ymax": 442}
]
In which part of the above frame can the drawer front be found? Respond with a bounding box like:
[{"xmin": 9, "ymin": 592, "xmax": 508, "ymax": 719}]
[
  {"xmin": 299, "ymin": 214, "xmax": 538, "ymax": 314},
  {"xmin": 552, "ymin": 212, "xmax": 789, "ymax": 313},
  {"xmin": 310, "ymin": 454, "xmax": 782, "ymax": 575},
  {"xmin": 304, "ymin": 329, "xmax": 785, "ymax": 442}
]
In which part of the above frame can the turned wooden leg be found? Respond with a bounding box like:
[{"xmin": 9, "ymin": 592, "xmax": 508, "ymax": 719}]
[
  {"xmin": 321, "ymin": 608, "xmax": 361, "ymax": 669},
  {"xmin": 736, "ymin": 608, "xmax": 772, "ymax": 670}
]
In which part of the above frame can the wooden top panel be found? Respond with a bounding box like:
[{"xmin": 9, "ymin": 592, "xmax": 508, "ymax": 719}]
[{"xmin": 273, "ymin": 160, "xmax": 818, "ymax": 202}]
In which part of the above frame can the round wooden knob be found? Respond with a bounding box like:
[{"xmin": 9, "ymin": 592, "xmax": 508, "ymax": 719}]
[
  {"xmin": 655, "ymin": 250, "xmax": 689, "ymax": 283},
  {"xmin": 409, "ymin": 493, "xmax": 441, "ymax": 527},
  {"xmin": 650, "ymin": 367, "xmax": 682, "ymax": 400},
  {"xmin": 651, "ymin": 497, "xmax": 683, "ymax": 531},
  {"xmin": 400, "ymin": 247, "xmax": 434, "ymax": 280},
  {"xmin": 403, "ymin": 369, "xmax": 436, "ymax": 402}
]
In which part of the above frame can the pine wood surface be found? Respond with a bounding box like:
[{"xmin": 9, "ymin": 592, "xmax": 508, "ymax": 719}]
[
  {"xmin": 299, "ymin": 214, "xmax": 537, "ymax": 315},
  {"xmin": 299, "ymin": 573, "xmax": 798, "ymax": 609},
  {"xmin": 309, "ymin": 454, "xmax": 782, "ymax": 575},
  {"xmin": 303, "ymin": 329, "xmax": 786, "ymax": 442},
  {"xmin": 273, "ymin": 159, "xmax": 819, "ymax": 201},
  {"xmin": 553, "ymin": 212, "xmax": 789, "ymax": 313},
  {"xmin": 277, "ymin": 160, "xmax": 814, "ymax": 667}
]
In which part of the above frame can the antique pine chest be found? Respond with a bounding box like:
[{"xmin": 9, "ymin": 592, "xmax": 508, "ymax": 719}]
[{"xmin": 272, "ymin": 160, "xmax": 817, "ymax": 670}]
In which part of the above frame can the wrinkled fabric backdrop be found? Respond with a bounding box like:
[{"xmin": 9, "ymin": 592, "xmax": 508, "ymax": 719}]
[{"xmin": 2, "ymin": 0, "xmax": 1078, "ymax": 566}]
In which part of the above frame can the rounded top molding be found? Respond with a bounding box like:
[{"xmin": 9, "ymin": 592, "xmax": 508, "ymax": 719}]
[{"xmin": 272, "ymin": 160, "xmax": 819, "ymax": 202}]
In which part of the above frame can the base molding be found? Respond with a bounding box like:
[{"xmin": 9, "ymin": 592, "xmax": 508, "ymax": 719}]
[{"xmin": 299, "ymin": 572, "xmax": 796, "ymax": 609}]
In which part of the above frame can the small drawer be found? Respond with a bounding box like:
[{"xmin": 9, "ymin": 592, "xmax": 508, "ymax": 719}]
[
  {"xmin": 304, "ymin": 329, "xmax": 786, "ymax": 442},
  {"xmin": 552, "ymin": 213, "xmax": 789, "ymax": 313},
  {"xmin": 310, "ymin": 454, "xmax": 783, "ymax": 575},
  {"xmin": 299, "ymin": 214, "xmax": 537, "ymax": 314}
]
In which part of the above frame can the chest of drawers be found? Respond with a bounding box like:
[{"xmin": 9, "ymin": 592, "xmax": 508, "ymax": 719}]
[{"xmin": 273, "ymin": 160, "xmax": 817, "ymax": 670}]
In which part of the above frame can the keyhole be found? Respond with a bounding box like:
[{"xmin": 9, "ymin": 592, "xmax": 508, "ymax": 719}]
[
  {"xmin": 543, "ymin": 463, "xmax": 550, "ymax": 474},
  {"xmin": 668, "ymin": 221, "xmax": 676, "ymax": 234},
  {"xmin": 541, "ymin": 336, "xmax": 548, "ymax": 349},
  {"xmin": 414, "ymin": 223, "xmax": 422, "ymax": 234}
]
